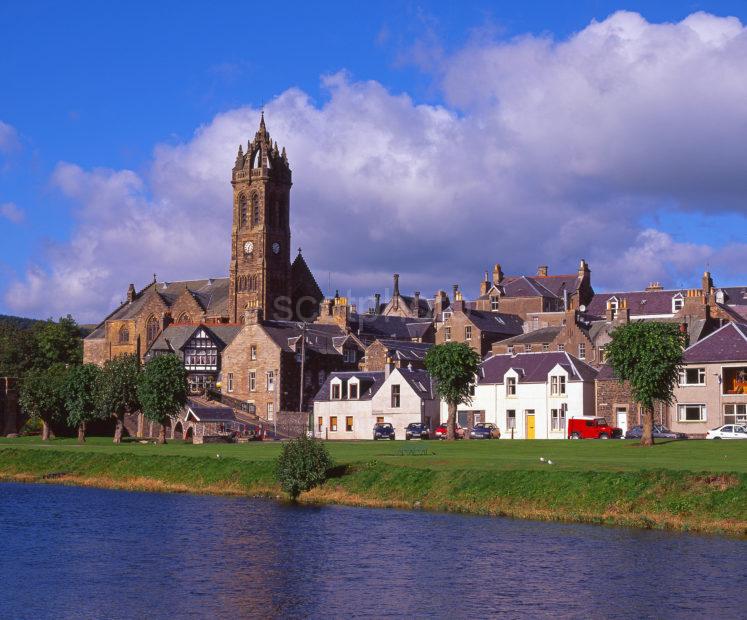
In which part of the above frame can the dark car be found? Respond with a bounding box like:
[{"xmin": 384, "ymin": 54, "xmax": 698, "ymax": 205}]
[
  {"xmin": 469, "ymin": 422, "xmax": 501, "ymax": 439},
  {"xmin": 624, "ymin": 424, "xmax": 688, "ymax": 440},
  {"xmin": 405, "ymin": 422, "xmax": 430, "ymax": 440},
  {"xmin": 373, "ymin": 422, "xmax": 395, "ymax": 440}
]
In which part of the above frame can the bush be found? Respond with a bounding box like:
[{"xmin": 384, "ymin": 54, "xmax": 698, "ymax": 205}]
[{"xmin": 276, "ymin": 435, "xmax": 333, "ymax": 500}]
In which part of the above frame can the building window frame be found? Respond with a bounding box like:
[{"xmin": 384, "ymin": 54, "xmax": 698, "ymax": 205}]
[
  {"xmin": 250, "ymin": 345, "xmax": 257, "ymax": 361},
  {"xmin": 444, "ymin": 326, "xmax": 451, "ymax": 342},
  {"xmin": 464, "ymin": 325, "xmax": 472, "ymax": 341},
  {"xmin": 249, "ymin": 371, "xmax": 256, "ymax": 392},
  {"xmin": 331, "ymin": 383, "xmax": 341, "ymax": 400},
  {"xmin": 677, "ymin": 404, "xmax": 706, "ymax": 422},
  {"xmin": 227, "ymin": 372, "xmax": 234, "ymax": 393},
  {"xmin": 578, "ymin": 343, "xmax": 586, "ymax": 360},
  {"xmin": 391, "ymin": 384, "xmax": 401, "ymax": 408},
  {"xmin": 506, "ymin": 376, "xmax": 516, "ymax": 397},
  {"xmin": 679, "ymin": 367, "xmax": 705, "ymax": 386},
  {"xmin": 506, "ymin": 409, "xmax": 516, "ymax": 429},
  {"xmin": 330, "ymin": 416, "xmax": 338, "ymax": 432},
  {"xmin": 266, "ymin": 370, "xmax": 274, "ymax": 392},
  {"xmin": 345, "ymin": 416, "xmax": 354, "ymax": 432}
]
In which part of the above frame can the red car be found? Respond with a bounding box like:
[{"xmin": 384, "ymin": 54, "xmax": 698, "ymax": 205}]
[
  {"xmin": 435, "ymin": 422, "xmax": 465, "ymax": 439},
  {"xmin": 568, "ymin": 417, "xmax": 623, "ymax": 440}
]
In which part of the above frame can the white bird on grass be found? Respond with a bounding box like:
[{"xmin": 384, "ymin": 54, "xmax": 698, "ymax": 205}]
[
  {"xmin": 547, "ymin": 460, "xmax": 554, "ymax": 465},
  {"xmin": 540, "ymin": 457, "xmax": 545, "ymax": 462}
]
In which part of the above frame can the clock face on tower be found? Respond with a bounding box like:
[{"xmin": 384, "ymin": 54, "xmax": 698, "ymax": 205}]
[
  {"xmin": 272, "ymin": 242, "xmax": 280, "ymax": 254},
  {"xmin": 243, "ymin": 241, "xmax": 254, "ymax": 255}
]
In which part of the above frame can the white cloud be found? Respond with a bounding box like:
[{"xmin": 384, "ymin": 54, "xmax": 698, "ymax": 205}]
[
  {"xmin": 0, "ymin": 202, "xmax": 25, "ymax": 224},
  {"xmin": 5, "ymin": 11, "xmax": 747, "ymax": 321},
  {"xmin": 0, "ymin": 121, "xmax": 19, "ymax": 154}
]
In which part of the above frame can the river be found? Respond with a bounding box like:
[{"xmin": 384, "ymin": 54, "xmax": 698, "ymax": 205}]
[{"xmin": 0, "ymin": 482, "xmax": 744, "ymax": 619}]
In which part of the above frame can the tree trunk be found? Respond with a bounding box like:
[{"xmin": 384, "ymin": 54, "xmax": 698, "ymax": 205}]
[
  {"xmin": 113, "ymin": 415, "xmax": 124, "ymax": 444},
  {"xmin": 641, "ymin": 405, "xmax": 655, "ymax": 447},
  {"xmin": 77, "ymin": 421, "xmax": 86, "ymax": 444},
  {"xmin": 447, "ymin": 402, "xmax": 457, "ymax": 441},
  {"xmin": 41, "ymin": 420, "xmax": 50, "ymax": 441},
  {"xmin": 158, "ymin": 424, "xmax": 166, "ymax": 445}
]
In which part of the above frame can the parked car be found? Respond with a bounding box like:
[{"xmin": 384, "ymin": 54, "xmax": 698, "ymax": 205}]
[
  {"xmin": 405, "ymin": 422, "xmax": 430, "ymax": 440},
  {"xmin": 373, "ymin": 422, "xmax": 395, "ymax": 440},
  {"xmin": 625, "ymin": 425, "xmax": 688, "ymax": 440},
  {"xmin": 435, "ymin": 422, "xmax": 465, "ymax": 439},
  {"xmin": 706, "ymin": 424, "xmax": 747, "ymax": 439},
  {"xmin": 469, "ymin": 422, "xmax": 501, "ymax": 439},
  {"xmin": 568, "ymin": 417, "xmax": 623, "ymax": 439}
]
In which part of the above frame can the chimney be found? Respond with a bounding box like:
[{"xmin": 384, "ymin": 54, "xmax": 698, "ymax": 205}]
[
  {"xmin": 480, "ymin": 271, "xmax": 490, "ymax": 296},
  {"xmin": 385, "ymin": 353, "xmax": 394, "ymax": 379},
  {"xmin": 537, "ymin": 265, "xmax": 548, "ymax": 277},
  {"xmin": 433, "ymin": 290, "xmax": 447, "ymax": 318},
  {"xmin": 646, "ymin": 282, "xmax": 663, "ymax": 291},
  {"xmin": 576, "ymin": 259, "xmax": 592, "ymax": 307},
  {"xmin": 492, "ymin": 264, "xmax": 504, "ymax": 285},
  {"xmin": 393, "ymin": 274, "xmax": 400, "ymax": 309},
  {"xmin": 332, "ymin": 295, "xmax": 350, "ymax": 329},
  {"xmin": 413, "ymin": 291, "xmax": 420, "ymax": 317},
  {"xmin": 702, "ymin": 271, "xmax": 714, "ymax": 297},
  {"xmin": 244, "ymin": 306, "xmax": 264, "ymax": 325},
  {"xmin": 126, "ymin": 283, "xmax": 136, "ymax": 303},
  {"xmin": 452, "ymin": 284, "xmax": 459, "ymax": 301},
  {"xmin": 373, "ymin": 293, "xmax": 381, "ymax": 315}
]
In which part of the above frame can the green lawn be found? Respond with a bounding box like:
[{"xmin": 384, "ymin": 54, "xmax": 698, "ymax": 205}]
[{"xmin": 1, "ymin": 435, "xmax": 745, "ymax": 473}]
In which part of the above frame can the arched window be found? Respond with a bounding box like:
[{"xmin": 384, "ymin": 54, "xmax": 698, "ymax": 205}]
[
  {"xmin": 252, "ymin": 148, "xmax": 261, "ymax": 168},
  {"xmin": 118, "ymin": 325, "xmax": 129, "ymax": 343},
  {"xmin": 239, "ymin": 194, "xmax": 247, "ymax": 227},
  {"xmin": 146, "ymin": 316, "xmax": 159, "ymax": 344},
  {"xmin": 252, "ymin": 194, "xmax": 260, "ymax": 227},
  {"xmin": 178, "ymin": 313, "xmax": 190, "ymax": 323}
]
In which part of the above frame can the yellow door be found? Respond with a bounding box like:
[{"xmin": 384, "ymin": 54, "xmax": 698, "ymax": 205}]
[{"xmin": 526, "ymin": 413, "xmax": 535, "ymax": 439}]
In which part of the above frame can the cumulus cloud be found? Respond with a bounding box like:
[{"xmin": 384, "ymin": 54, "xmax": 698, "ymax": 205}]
[
  {"xmin": 0, "ymin": 121, "xmax": 19, "ymax": 154},
  {"xmin": 0, "ymin": 202, "xmax": 25, "ymax": 224},
  {"xmin": 5, "ymin": 11, "xmax": 747, "ymax": 321}
]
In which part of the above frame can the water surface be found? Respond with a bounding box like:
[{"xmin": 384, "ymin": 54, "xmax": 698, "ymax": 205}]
[{"xmin": 0, "ymin": 483, "xmax": 744, "ymax": 619}]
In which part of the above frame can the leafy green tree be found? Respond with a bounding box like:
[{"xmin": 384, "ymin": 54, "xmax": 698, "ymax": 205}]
[
  {"xmin": 425, "ymin": 342, "xmax": 482, "ymax": 440},
  {"xmin": 0, "ymin": 321, "xmax": 38, "ymax": 378},
  {"xmin": 97, "ymin": 354, "xmax": 140, "ymax": 444},
  {"xmin": 34, "ymin": 315, "xmax": 83, "ymax": 369},
  {"xmin": 18, "ymin": 364, "xmax": 69, "ymax": 440},
  {"xmin": 64, "ymin": 364, "xmax": 103, "ymax": 443},
  {"xmin": 276, "ymin": 435, "xmax": 333, "ymax": 500},
  {"xmin": 137, "ymin": 354, "xmax": 188, "ymax": 444},
  {"xmin": 606, "ymin": 322, "xmax": 684, "ymax": 446}
]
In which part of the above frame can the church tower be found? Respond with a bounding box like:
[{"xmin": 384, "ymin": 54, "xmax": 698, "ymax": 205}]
[{"xmin": 229, "ymin": 114, "xmax": 292, "ymax": 322}]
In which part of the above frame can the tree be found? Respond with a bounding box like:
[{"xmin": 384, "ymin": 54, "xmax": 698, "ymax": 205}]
[
  {"xmin": 18, "ymin": 364, "xmax": 68, "ymax": 440},
  {"xmin": 33, "ymin": 315, "xmax": 83, "ymax": 369},
  {"xmin": 0, "ymin": 321, "xmax": 38, "ymax": 378},
  {"xmin": 425, "ymin": 342, "xmax": 481, "ymax": 440},
  {"xmin": 64, "ymin": 364, "xmax": 103, "ymax": 443},
  {"xmin": 606, "ymin": 322, "xmax": 684, "ymax": 446},
  {"xmin": 97, "ymin": 354, "xmax": 140, "ymax": 444},
  {"xmin": 137, "ymin": 354, "xmax": 188, "ymax": 444},
  {"xmin": 276, "ymin": 435, "xmax": 332, "ymax": 500}
]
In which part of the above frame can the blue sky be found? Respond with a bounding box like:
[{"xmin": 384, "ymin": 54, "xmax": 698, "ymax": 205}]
[{"xmin": 1, "ymin": 1, "xmax": 746, "ymax": 321}]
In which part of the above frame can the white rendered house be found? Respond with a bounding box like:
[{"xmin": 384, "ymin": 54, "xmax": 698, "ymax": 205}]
[
  {"xmin": 442, "ymin": 352, "xmax": 597, "ymax": 439},
  {"xmin": 313, "ymin": 366, "xmax": 439, "ymax": 440}
]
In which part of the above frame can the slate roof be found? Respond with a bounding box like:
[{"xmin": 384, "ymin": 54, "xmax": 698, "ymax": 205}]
[
  {"xmin": 586, "ymin": 289, "xmax": 687, "ymax": 318},
  {"xmin": 719, "ymin": 287, "xmax": 747, "ymax": 306},
  {"xmin": 85, "ymin": 277, "xmax": 230, "ymax": 340},
  {"xmin": 483, "ymin": 274, "xmax": 579, "ymax": 300},
  {"xmin": 480, "ymin": 351, "xmax": 597, "ymax": 384},
  {"xmin": 595, "ymin": 364, "xmax": 618, "ymax": 381},
  {"xmin": 147, "ymin": 324, "xmax": 242, "ymax": 355},
  {"xmin": 184, "ymin": 398, "xmax": 236, "ymax": 422},
  {"xmin": 462, "ymin": 309, "xmax": 524, "ymax": 335},
  {"xmin": 263, "ymin": 321, "xmax": 350, "ymax": 356},
  {"xmin": 682, "ymin": 322, "xmax": 747, "ymax": 363},
  {"xmin": 494, "ymin": 326, "xmax": 563, "ymax": 346},
  {"xmin": 372, "ymin": 339, "xmax": 433, "ymax": 362},
  {"xmin": 397, "ymin": 367, "xmax": 436, "ymax": 399},
  {"xmin": 348, "ymin": 313, "xmax": 432, "ymax": 342},
  {"xmin": 315, "ymin": 372, "xmax": 385, "ymax": 401}
]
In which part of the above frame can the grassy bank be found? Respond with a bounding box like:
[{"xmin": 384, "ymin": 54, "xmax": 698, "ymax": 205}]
[{"xmin": 1, "ymin": 438, "xmax": 745, "ymax": 536}]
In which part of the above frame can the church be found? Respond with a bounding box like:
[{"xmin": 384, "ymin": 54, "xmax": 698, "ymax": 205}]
[{"xmin": 83, "ymin": 114, "xmax": 324, "ymax": 366}]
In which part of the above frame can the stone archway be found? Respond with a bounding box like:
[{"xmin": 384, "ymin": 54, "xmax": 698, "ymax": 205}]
[
  {"xmin": 173, "ymin": 421, "xmax": 184, "ymax": 440},
  {"xmin": 184, "ymin": 426, "xmax": 194, "ymax": 444}
]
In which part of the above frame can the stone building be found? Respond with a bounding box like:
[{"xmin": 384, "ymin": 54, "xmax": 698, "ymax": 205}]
[
  {"xmin": 362, "ymin": 339, "xmax": 433, "ymax": 372},
  {"xmin": 219, "ymin": 308, "xmax": 365, "ymax": 421},
  {"xmin": 84, "ymin": 114, "xmax": 323, "ymax": 367}
]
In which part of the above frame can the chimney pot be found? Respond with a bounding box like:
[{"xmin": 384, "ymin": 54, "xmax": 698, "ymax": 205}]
[{"xmin": 537, "ymin": 265, "xmax": 548, "ymax": 277}]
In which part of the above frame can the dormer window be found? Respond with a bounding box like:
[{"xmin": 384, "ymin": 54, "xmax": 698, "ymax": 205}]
[
  {"xmin": 349, "ymin": 382, "xmax": 359, "ymax": 399},
  {"xmin": 672, "ymin": 293, "xmax": 684, "ymax": 313},
  {"xmin": 506, "ymin": 376, "xmax": 516, "ymax": 396},
  {"xmin": 608, "ymin": 297, "xmax": 619, "ymax": 320},
  {"xmin": 550, "ymin": 375, "xmax": 566, "ymax": 395},
  {"xmin": 490, "ymin": 295, "xmax": 499, "ymax": 311},
  {"xmin": 331, "ymin": 382, "xmax": 341, "ymax": 399},
  {"xmin": 344, "ymin": 349, "xmax": 357, "ymax": 363},
  {"xmin": 507, "ymin": 346, "xmax": 514, "ymax": 355}
]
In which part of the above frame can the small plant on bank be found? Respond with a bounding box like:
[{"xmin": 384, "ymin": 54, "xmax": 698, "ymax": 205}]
[
  {"xmin": 276, "ymin": 435, "xmax": 333, "ymax": 500},
  {"xmin": 137, "ymin": 354, "xmax": 188, "ymax": 444}
]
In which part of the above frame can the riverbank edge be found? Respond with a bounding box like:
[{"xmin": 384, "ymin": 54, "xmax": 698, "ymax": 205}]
[{"xmin": 1, "ymin": 448, "xmax": 745, "ymax": 537}]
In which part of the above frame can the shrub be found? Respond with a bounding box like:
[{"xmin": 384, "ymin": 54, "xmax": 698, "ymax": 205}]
[{"xmin": 276, "ymin": 435, "xmax": 333, "ymax": 500}]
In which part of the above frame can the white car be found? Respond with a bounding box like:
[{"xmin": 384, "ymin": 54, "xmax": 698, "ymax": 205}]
[{"xmin": 706, "ymin": 424, "xmax": 747, "ymax": 439}]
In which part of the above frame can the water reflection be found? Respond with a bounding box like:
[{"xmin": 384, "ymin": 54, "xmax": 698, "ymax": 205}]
[{"xmin": 0, "ymin": 483, "xmax": 745, "ymax": 619}]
